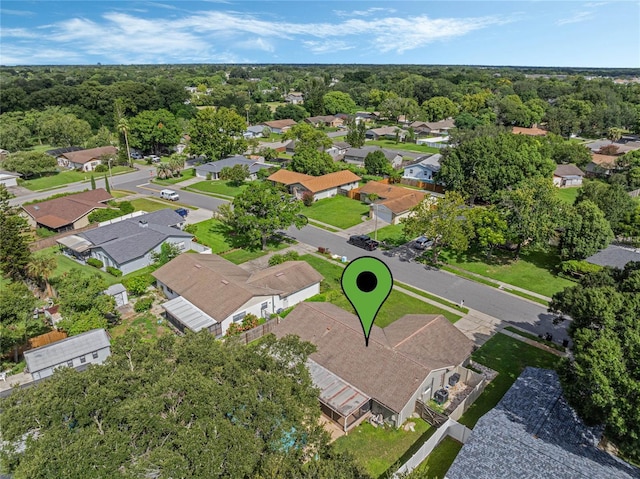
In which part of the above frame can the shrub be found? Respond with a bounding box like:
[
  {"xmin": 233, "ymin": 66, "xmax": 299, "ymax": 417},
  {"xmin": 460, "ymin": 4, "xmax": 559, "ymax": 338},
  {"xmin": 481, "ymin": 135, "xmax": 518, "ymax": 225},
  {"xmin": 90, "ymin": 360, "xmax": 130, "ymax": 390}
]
[
  {"xmin": 118, "ymin": 201, "xmax": 134, "ymax": 214},
  {"xmin": 302, "ymin": 191, "xmax": 314, "ymax": 206},
  {"xmin": 106, "ymin": 266, "xmax": 122, "ymax": 277},
  {"xmin": 87, "ymin": 258, "xmax": 103, "ymax": 269},
  {"xmin": 88, "ymin": 208, "xmax": 125, "ymax": 223},
  {"xmin": 559, "ymin": 260, "xmax": 603, "ymax": 279},
  {"xmin": 184, "ymin": 224, "xmax": 197, "ymax": 234},
  {"xmin": 123, "ymin": 274, "xmax": 155, "ymax": 296},
  {"xmin": 268, "ymin": 254, "xmax": 285, "ymax": 266},
  {"xmin": 206, "ymin": 172, "xmax": 212, "ymax": 180},
  {"xmin": 94, "ymin": 164, "xmax": 108, "ymax": 173},
  {"xmin": 268, "ymin": 250, "xmax": 299, "ymax": 266},
  {"xmin": 36, "ymin": 227, "xmax": 56, "ymax": 238},
  {"xmin": 134, "ymin": 296, "xmax": 153, "ymax": 312}
]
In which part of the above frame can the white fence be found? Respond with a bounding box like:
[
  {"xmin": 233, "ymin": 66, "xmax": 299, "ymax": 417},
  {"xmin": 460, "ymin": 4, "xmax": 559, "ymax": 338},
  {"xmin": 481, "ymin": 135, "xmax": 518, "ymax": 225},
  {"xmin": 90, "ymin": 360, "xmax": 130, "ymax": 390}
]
[
  {"xmin": 99, "ymin": 211, "xmax": 147, "ymax": 226},
  {"xmin": 393, "ymin": 418, "xmax": 472, "ymax": 478}
]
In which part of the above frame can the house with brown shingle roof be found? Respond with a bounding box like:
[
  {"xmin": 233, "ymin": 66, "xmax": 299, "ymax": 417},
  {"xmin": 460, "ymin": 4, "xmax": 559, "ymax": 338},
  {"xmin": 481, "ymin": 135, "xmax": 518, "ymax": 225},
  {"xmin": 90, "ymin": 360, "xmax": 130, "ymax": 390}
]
[
  {"xmin": 22, "ymin": 188, "xmax": 113, "ymax": 232},
  {"xmin": 260, "ymin": 119, "xmax": 297, "ymax": 134},
  {"xmin": 358, "ymin": 181, "xmax": 428, "ymax": 225},
  {"xmin": 152, "ymin": 254, "xmax": 323, "ymax": 336},
  {"xmin": 267, "ymin": 169, "xmax": 361, "ymax": 201},
  {"xmin": 584, "ymin": 152, "xmax": 619, "ymax": 177},
  {"xmin": 271, "ymin": 302, "xmax": 474, "ymax": 432},
  {"xmin": 57, "ymin": 146, "xmax": 118, "ymax": 172},
  {"xmin": 553, "ymin": 164, "xmax": 584, "ymax": 187}
]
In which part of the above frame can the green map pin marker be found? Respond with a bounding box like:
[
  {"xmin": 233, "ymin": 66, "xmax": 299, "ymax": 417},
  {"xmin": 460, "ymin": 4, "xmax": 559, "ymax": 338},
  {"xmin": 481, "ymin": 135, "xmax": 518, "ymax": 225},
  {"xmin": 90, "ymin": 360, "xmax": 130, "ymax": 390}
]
[{"xmin": 341, "ymin": 256, "xmax": 393, "ymax": 347}]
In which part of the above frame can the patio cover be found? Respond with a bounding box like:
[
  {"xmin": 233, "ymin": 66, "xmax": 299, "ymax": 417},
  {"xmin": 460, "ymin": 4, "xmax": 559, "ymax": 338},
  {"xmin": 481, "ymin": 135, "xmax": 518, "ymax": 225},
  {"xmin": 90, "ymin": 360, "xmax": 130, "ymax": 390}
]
[
  {"xmin": 162, "ymin": 296, "xmax": 217, "ymax": 332},
  {"xmin": 56, "ymin": 235, "xmax": 92, "ymax": 253},
  {"xmin": 308, "ymin": 359, "xmax": 370, "ymax": 417}
]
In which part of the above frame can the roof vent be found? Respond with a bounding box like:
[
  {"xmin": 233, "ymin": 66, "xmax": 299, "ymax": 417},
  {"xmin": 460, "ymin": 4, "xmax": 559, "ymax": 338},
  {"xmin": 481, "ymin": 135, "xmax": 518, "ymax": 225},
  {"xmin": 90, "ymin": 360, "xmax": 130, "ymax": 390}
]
[
  {"xmin": 138, "ymin": 220, "xmax": 148, "ymax": 228},
  {"xmin": 194, "ymin": 264, "xmax": 201, "ymax": 269},
  {"xmin": 275, "ymin": 272, "xmax": 284, "ymax": 277},
  {"xmin": 221, "ymin": 279, "xmax": 229, "ymax": 285},
  {"xmin": 34, "ymin": 205, "xmax": 40, "ymax": 210}
]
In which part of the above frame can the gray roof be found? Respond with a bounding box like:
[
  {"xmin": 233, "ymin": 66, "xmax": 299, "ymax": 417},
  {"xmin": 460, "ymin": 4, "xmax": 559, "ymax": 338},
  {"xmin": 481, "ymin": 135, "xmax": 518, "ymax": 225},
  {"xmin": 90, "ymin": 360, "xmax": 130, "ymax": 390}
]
[
  {"xmin": 345, "ymin": 147, "xmax": 400, "ymax": 161},
  {"xmin": 554, "ymin": 163, "xmax": 585, "ymax": 177},
  {"xmin": 195, "ymin": 156, "xmax": 271, "ymax": 175},
  {"xmin": 447, "ymin": 367, "xmax": 640, "ymax": 479},
  {"xmin": 405, "ymin": 154, "xmax": 442, "ymax": 171},
  {"xmin": 104, "ymin": 283, "xmax": 126, "ymax": 296},
  {"xmin": 79, "ymin": 209, "xmax": 191, "ymax": 265},
  {"xmin": 586, "ymin": 245, "xmax": 640, "ymax": 269},
  {"xmin": 24, "ymin": 329, "xmax": 111, "ymax": 373}
]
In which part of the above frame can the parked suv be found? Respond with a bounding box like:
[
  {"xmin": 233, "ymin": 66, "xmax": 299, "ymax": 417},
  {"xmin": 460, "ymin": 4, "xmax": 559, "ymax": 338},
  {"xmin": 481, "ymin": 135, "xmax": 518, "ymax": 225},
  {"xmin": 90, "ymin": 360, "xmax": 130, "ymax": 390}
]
[{"xmin": 347, "ymin": 235, "xmax": 379, "ymax": 251}]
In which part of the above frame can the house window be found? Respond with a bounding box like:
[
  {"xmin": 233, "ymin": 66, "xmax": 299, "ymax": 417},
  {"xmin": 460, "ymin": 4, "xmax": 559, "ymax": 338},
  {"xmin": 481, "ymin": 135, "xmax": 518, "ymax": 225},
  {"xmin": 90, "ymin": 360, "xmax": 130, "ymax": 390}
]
[
  {"xmin": 177, "ymin": 242, "xmax": 186, "ymax": 251},
  {"xmin": 67, "ymin": 361, "xmax": 73, "ymax": 367},
  {"xmin": 233, "ymin": 312, "xmax": 246, "ymax": 323},
  {"xmin": 80, "ymin": 356, "xmax": 86, "ymax": 364},
  {"xmin": 92, "ymin": 351, "xmax": 98, "ymax": 359},
  {"xmin": 409, "ymin": 169, "xmax": 414, "ymax": 174},
  {"xmin": 261, "ymin": 302, "xmax": 268, "ymax": 310},
  {"xmin": 212, "ymin": 323, "xmax": 222, "ymax": 337}
]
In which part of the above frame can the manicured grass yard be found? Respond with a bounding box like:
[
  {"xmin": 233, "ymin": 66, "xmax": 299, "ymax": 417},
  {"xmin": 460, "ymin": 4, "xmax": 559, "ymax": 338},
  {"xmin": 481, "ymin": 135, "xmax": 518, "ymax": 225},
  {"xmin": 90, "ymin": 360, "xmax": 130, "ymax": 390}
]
[
  {"xmin": 301, "ymin": 254, "xmax": 459, "ymax": 325},
  {"xmin": 374, "ymin": 223, "xmax": 409, "ymax": 246},
  {"xmin": 187, "ymin": 180, "xmax": 255, "ymax": 198},
  {"xmin": 110, "ymin": 189, "xmax": 135, "ymax": 198},
  {"xmin": 20, "ymin": 166, "xmax": 134, "ymax": 191},
  {"xmin": 129, "ymin": 197, "xmax": 194, "ymax": 212},
  {"xmin": 410, "ymin": 436, "xmax": 463, "ymax": 479},
  {"xmin": 221, "ymin": 241, "xmax": 289, "ymax": 265},
  {"xmin": 556, "ymin": 187, "xmax": 580, "ymax": 205},
  {"xmin": 303, "ymin": 196, "xmax": 369, "ymax": 229},
  {"xmin": 333, "ymin": 419, "xmax": 432, "ymax": 478},
  {"xmin": 440, "ymin": 247, "xmax": 574, "ymax": 298},
  {"xmin": 458, "ymin": 332, "xmax": 560, "ymax": 429}
]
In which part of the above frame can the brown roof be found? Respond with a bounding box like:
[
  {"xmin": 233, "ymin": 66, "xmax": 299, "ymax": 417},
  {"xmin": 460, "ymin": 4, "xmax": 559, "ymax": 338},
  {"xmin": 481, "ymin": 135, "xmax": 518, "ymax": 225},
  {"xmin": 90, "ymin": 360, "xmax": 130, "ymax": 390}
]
[
  {"xmin": 268, "ymin": 169, "xmax": 361, "ymax": 194},
  {"xmin": 590, "ymin": 153, "xmax": 618, "ymax": 166},
  {"xmin": 22, "ymin": 189, "xmax": 113, "ymax": 229},
  {"xmin": 512, "ymin": 126, "xmax": 548, "ymax": 136},
  {"xmin": 152, "ymin": 254, "xmax": 322, "ymax": 321},
  {"xmin": 61, "ymin": 146, "xmax": 118, "ymax": 164},
  {"xmin": 263, "ymin": 119, "xmax": 297, "ymax": 129},
  {"xmin": 359, "ymin": 181, "xmax": 427, "ymax": 214},
  {"xmin": 272, "ymin": 302, "xmax": 473, "ymax": 413},
  {"xmin": 553, "ymin": 164, "xmax": 584, "ymax": 177}
]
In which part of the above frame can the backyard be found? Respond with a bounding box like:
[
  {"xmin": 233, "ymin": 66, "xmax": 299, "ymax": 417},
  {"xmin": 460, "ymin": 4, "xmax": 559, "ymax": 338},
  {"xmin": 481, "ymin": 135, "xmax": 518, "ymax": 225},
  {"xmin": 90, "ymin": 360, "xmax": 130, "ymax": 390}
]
[
  {"xmin": 302, "ymin": 196, "xmax": 370, "ymax": 229},
  {"xmin": 409, "ymin": 436, "xmax": 463, "ymax": 479},
  {"xmin": 186, "ymin": 180, "xmax": 256, "ymax": 198},
  {"xmin": 20, "ymin": 166, "xmax": 134, "ymax": 191},
  {"xmin": 458, "ymin": 332, "xmax": 561, "ymax": 429},
  {"xmin": 109, "ymin": 312, "xmax": 172, "ymax": 340},
  {"xmin": 301, "ymin": 254, "xmax": 461, "ymax": 325},
  {"xmin": 333, "ymin": 419, "xmax": 433, "ymax": 479},
  {"xmin": 556, "ymin": 186, "xmax": 580, "ymax": 205}
]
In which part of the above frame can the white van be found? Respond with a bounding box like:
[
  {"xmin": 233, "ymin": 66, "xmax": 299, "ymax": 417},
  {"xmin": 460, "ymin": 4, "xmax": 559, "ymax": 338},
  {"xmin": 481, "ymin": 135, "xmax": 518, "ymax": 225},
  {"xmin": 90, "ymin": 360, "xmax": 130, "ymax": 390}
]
[{"xmin": 160, "ymin": 189, "xmax": 180, "ymax": 201}]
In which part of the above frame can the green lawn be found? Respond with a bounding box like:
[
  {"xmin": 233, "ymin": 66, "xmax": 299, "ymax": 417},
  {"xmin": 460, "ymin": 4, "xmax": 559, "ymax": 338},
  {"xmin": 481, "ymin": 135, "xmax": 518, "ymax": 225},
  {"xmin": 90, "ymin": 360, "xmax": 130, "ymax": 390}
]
[
  {"xmin": 458, "ymin": 333, "xmax": 561, "ymax": 429},
  {"xmin": 110, "ymin": 312, "xmax": 171, "ymax": 340},
  {"xmin": 20, "ymin": 167, "xmax": 134, "ymax": 191},
  {"xmin": 187, "ymin": 180, "xmax": 255, "ymax": 198},
  {"xmin": 374, "ymin": 223, "xmax": 409, "ymax": 246},
  {"xmin": 221, "ymin": 241, "xmax": 289, "ymax": 265},
  {"xmin": 556, "ymin": 186, "xmax": 580, "ymax": 205},
  {"xmin": 187, "ymin": 219, "xmax": 233, "ymax": 253},
  {"xmin": 439, "ymin": 247, "xmax": 574, "ymax": 298},
  {"xmin": 303, "ymin": 196, "xmax": 369, "ymax": 229},
  {"xmin": 333, "ymin": 419, "xmax": 433, "ymax": 479},
  {"xmin": 129, "ymin": 197, "xmax": 195, "ymax": 213},
  {"xmin": 409, "ymin": 436, "xmax": 463, "ymax": 479},
  {"xmin": 365, "ymin": 139, "xmax": 441, "ymax": 154},
  {"xmin": 301, "ymin": 254, "xmax": 459, "ymax": 326},
  {"xmin": 110, "ymin": 190, "xmax": 135, "ymax": 199},
  {"xmin": 152, "ymin": 169, "xmax": 195, "ymax": 185},
  {"xmin": 504, "ymin": 326, "xmax": 566, "ymax": 352}
]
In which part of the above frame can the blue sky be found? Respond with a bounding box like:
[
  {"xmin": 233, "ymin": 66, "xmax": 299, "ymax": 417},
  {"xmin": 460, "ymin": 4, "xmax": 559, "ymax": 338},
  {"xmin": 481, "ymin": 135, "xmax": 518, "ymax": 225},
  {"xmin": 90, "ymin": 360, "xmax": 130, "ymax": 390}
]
[{"xmin": 1, "ymin": 1, "xmax": 638, "ymax": 67}]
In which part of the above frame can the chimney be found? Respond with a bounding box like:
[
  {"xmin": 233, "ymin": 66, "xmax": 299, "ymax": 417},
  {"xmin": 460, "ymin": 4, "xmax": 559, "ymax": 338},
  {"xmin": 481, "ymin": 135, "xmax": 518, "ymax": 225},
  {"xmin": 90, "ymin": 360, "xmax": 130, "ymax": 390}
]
[{"xmin": 138, "ymin": 220, "xmax": 148, "ymax": 228}]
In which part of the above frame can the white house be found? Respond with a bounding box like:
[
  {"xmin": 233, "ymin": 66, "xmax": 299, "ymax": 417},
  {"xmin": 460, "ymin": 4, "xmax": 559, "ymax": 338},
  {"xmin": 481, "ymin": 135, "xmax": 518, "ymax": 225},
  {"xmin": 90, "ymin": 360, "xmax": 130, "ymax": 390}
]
[
  {"xmin": 56, "ymin": 146, "xmax": 118, "ymax": 172},
  {"xmin": 24, "ymin": 329, "xmax": 111, "ymax": 381},
  {"xmin": 152, "ymin": 254, "xmax": 323, "ymax": 336},
  {"xmin": 403, "ymin": 154, "xmax": 442, "ymax": 182},
  {"xmin": 553, "ymin": 164, "xmax": 584, "ymax": 187},
  {"xmin": 267, "ymin": 169, "xmax": 361, "ymax": 201}
]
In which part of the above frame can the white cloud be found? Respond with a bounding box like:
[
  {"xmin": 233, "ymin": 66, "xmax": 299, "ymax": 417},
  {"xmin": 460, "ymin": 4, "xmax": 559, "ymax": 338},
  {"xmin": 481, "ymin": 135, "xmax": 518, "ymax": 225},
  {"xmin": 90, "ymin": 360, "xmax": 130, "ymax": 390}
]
[
  {"xmin": 556, "ymin": 10, "xmax": 593, "ymax": 25},
  {"xmin": 302, "ymin": 40, "xmax": 354, "ymax": 54},
  {"xmin": 334, "ymin": 7, "xmax": 395, "ymax": 17},
  {"xmin": 237, "ymin": 37, "xmax": 275, "ymax": 53},
  {"xmin": 0, "ymin": 9, "xmax": 35, "ymax": 16}
]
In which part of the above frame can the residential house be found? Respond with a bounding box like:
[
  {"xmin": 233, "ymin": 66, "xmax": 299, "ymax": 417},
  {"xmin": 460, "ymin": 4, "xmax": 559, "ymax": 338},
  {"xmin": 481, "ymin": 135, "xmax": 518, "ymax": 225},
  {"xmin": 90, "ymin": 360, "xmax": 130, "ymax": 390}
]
[
  {"xmin": 284, "ymin": 92, "xmax": 304, "ymax": 104},
  {"xmin": 358, "ymin": 181, "xmax": 428, "ymax": 224},
  {"xmin": 553, "ymin": 164, "xmax": 584, "ymax": 187},
  {"xmin": 415, "ymin": 136, "xmax": 450, "ymax": 149},
  {"xmin": 304, "ymin": 115, "xmax": 344, "ymax": 128},
  {"xmin": 152, "ymin": 253, "xmax": 323, "ymax": 336},
  {"xmin": 243, "ymin": 125, "xmax": 268, "ymax": 139},
  {"xmin": 511, "ymin": 126, "xmax": 549, "ymax": 136},
  {"xmin": 267, "ymin": 169, "xmax": 361, "ymax": 201},
  {"xmin": 586, "ymin": 139, "xmax": 640, "ymax": 155},
  {"xmin": 22, "ymin": 188, "xmax": 113, "ymax": 232},
  {"xmin": 56, "ymin": 146, "xmax": 118, "ymax": 172},
  {"xmin": 0, "ymin": 169, "xmax": 21, "ymax": 187},
  {"xmin": 343, "ymin": 146, "xmax": 403, "ymax": 168},
  {"xmin": 256, "ymin": 140, "xmax": 289, "ymax": 153},
  {"xmin": 260, "ymin": 119, "xmax": 297, "ymax": 134},
  {"xmin": 57, "ymin": 209, "xmax": 207, "ymax": 275},
  {"xmin": 410, "ymin": 118, "xmax": 456, "ymax": 136},
  {"xmin": 403, "ymin": 154, "xmax": 442, "ymax": 182},
  {"xmin": 271, "ymin": 302, "xmax": 474, "ymax": 432},
  {"xmin": 447, "ymin": 367, "xmax": 640, "ymax": 479},
  {"xmin": 584, "ymin": 153, "xmax": 619, "ymax": 177},
  {"xmin": 194, "ymin": 155, "xmax": 272, "ymax": 180},
  {"xmin": 24, "ymin": 329, "xmax": 111, "ymax": 381},
  {"xmin": 586, "ymin": 244, "xmax": 640, "ymax": 269},
  {"xmin": 365, "ymin": 126, "xmax": 408, "ymax": 141},
  {"xmin": 326, "ymin": 141, "xmax": 351, "ymax": 160}
]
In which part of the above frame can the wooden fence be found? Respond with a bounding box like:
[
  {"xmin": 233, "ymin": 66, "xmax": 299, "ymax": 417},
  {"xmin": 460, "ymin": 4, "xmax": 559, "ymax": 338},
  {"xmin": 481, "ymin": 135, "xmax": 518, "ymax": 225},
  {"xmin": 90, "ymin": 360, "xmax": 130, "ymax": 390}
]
[
  {"xmin": 400, "ymin": 178, "xmax": 445, "ymax": 193},
  {"xmin": 233, "ymin": 317, "xmax": 281, "ymax": 345}
]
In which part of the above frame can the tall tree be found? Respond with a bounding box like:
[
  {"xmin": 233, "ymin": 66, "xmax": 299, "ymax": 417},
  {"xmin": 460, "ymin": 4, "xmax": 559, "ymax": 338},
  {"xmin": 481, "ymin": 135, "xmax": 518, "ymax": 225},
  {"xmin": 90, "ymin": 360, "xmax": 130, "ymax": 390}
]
[
  {"xmin": 345, "ymin": 118, "xmax": 367, "ymax": 148},
  {"xmin": 27, "ymin": 255, "xmax": 57, "ymax": 298},
  {"xmin": 129, "ymin": 108, "xmax": 181, "ymax": 155},
  {"xmin": 549, "ymin": 262, "xmax": 640, "ymax": 462},
  {"xmin": 189, "ymin": 107, "xmax": 247, "ymax": 161},
  {"xmin": 468, "ymin": 206, "xmax": 508, "ymax": 258},
  {"xmin": 219, "ymin": 164, "xmax": 250, "ymax": 186},
  {"xmin": 364, "ymin": 150, "xmax": 392, "ymax": 176},
  {"xmin": 577, "ymin": 181, "xmax": 635, "ymax": 234},
  {"xmin": 104, "ymin": 175, "xmax": 111, "ymax": 193},
  {"xmin": 322, "ymin": 91, "xmax": 357, "ymax": 114},
  {"xmin": 0, "ymin": 185, "xmax": 32, "ymax": 281},
  {"xmin": 1, "ymin": 151, "xmax": 57, "ymax": 180},
  {"xmin": 401, "ymin": 191, "xmax": 473, "ymax": 263},
  {"xmin": 421, "ymin": 96, "xmax": 458, "ymax": 121},
  {"xmin": 90, "ymin": 174, "xmax": 96, "ymax": 190},
  {"xmin": 218, "ymin": 182, "xmax": 307, "ymax": 250},
  {"xmin": 559, "ymin": 200, "xmax": 614, "ymax": 260},
  {"xmin": 0, "ymin": 281, "xmax": 38, "ymax": 360}
]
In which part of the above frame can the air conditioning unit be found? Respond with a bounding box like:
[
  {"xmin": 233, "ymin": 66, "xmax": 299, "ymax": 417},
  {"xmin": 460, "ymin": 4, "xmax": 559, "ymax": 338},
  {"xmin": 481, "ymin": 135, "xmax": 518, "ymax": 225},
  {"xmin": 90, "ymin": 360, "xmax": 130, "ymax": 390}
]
[
  {"xmin": 434, "ymin": 389, "xmax": 449, "ymax": 405},
  {"xmin": 448, "ymin": 373, "xmax": 461, "ymax": 387}
]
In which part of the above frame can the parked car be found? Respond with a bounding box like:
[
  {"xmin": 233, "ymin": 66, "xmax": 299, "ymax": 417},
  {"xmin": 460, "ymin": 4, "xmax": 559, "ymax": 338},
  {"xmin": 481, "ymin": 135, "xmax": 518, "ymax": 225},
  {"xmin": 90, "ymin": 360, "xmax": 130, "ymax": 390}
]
[
  {"xmin": 347, "ymin": 235, "xmax": 379, "ymax": 251},
  {"xmin": 130, "ymin": 152, "xmax": 143, "ymax": 160},
  {"xmin": 174, "ymin": 207, "xmax": 189, "ymax": 218},
  {"xmin": 160, "ymin": 189, "xmax": 180, "ymax": 201},
  {"xmin": 413, "ymin": 236, "xmax": 433, "ymax": 250}
]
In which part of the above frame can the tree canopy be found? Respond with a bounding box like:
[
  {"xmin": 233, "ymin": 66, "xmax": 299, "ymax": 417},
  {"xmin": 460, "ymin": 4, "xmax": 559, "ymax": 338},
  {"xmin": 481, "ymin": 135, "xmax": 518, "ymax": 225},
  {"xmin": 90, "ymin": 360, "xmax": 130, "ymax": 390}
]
[
  {"xmin": 0, "ymin": 332, "xmax": 367, "ymax": 478},
  {"xmin": 188, "ymin": 107, "xmax": 247, "ymax": 161},
  {"xmin": 364, "ymin": 150, "xmax": 392, "ymax": 176},
  {"xmin": 559, "ymin": 200, "xmax": 614, "ymax": 260},
  {"xmin": 2, "ymin": 151, "xmax": 57, "ymax": 179},
  {"xmin": 0, "ymin": 185, "xmax": 32, "ymax": 281},
  {"xmin": 129, "ymin": 109, "xmax": 181, "ymax": 155},
  {"xmin": 549, "ymin": 262, "xmax": 640, "ymax": 462}
]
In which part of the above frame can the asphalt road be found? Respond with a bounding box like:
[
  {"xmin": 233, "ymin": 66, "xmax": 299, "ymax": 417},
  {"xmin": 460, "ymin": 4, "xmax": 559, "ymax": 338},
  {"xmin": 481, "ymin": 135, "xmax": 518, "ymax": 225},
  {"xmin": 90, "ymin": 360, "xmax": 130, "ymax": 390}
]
[{"xmin": 284, "ymin": 224, "xmax": 569, "ymax": 342}]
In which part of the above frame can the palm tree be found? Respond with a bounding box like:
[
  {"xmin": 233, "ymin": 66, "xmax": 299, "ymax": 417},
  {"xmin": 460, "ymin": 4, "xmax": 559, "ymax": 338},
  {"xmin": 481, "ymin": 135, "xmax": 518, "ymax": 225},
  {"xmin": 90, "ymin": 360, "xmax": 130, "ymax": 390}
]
[
  {"xmin": 27, "ymin": 255, "xmax": 57, "ymax": 298},
  {"xmin": 117, "ymin": 117, "xmax": 132, "ymax": 168},
  {"xmin": 156, "ymin": 163, "xmax": 172, "ymax": 179}
]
